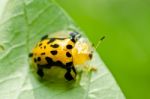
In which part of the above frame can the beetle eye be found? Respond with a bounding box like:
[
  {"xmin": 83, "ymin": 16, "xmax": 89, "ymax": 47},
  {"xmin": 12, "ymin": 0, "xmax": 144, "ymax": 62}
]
[
  {"xmin": 70, "ymin": 32, "xmax": 81, "ymax": 42},
  {"xmin": 70, "ymin": 32, "xmax": 78, "ymax": 38}
]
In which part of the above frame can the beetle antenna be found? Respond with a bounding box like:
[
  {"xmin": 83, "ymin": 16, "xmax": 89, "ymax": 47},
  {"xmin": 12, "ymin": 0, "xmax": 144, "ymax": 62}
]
[{"xmin": 95, "ymin": 36, "xmax": 105, "ymax": 49}]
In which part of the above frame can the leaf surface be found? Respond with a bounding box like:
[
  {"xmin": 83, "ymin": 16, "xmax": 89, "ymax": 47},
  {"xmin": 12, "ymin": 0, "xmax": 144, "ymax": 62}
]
[{"xmin": 0, "ymin": 0, "xmax": 125, "ymax": 99}]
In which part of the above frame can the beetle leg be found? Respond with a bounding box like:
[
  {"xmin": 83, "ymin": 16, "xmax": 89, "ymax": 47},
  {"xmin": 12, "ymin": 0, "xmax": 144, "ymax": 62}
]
[
  {"xmin": 65, "ymin": 72, "xmax": 73, "ymax": 81},
  {"xmin": 28, "ymin": 53, "xmax": 33, "ymax": 57},
  {"xmin": 72, "ymin": 66, "xmax": 77, "ymax": 76},
  {"xmin": 65, "ymin": 65, "xmax": 74, "ymax": 81},
  {"xmin": 37, "ymin": 65, "xmax": 44, "ymax": 78}
]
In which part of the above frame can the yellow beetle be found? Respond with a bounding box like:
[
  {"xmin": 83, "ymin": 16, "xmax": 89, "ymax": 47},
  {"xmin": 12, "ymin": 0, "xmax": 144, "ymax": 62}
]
[{"xmin": 29, "ymin": 31, "xmax": 93, "ymax": 81}]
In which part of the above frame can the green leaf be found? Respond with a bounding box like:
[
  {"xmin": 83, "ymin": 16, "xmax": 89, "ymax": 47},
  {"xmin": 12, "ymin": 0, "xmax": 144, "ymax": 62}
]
[{"xmin": 0, "ymin": 0, "xmax": 125, "ymax": 99}]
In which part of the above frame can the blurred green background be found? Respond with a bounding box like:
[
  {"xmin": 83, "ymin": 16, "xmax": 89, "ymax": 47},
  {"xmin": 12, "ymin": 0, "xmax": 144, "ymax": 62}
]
[{"xmin": 56, "ymin": 0, "xmax": 150, "ymax": 99}]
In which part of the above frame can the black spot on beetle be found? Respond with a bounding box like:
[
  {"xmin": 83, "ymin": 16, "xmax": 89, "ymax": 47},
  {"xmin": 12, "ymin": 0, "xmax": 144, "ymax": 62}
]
[
  {"xmin": 45, "ymin": 57, "xmax": 66, "ymax": 68},
  {"xmin": 29, "ymin": 53, "xmax": 33, "ymax": 57},
  {"xmin": 47, "ymin": 38, "xmax": 67, "ymax": 44},
  {"xmin": 47, "ymin": 38, "xmax": 56, "ymax": 44},
  {"xmin": 44, "ymin": 46, "xmax": 46, "ymax": 49},
  {"xmin": 57, "ymin": 38, "xmax": 65, "ymax": 40},
  {"xmin": 54, "ymin": 61, "xmax": 65, "ymax": 68},
  {"xmin": 41, "ymin": 52, "xmax": 45, "ymax": 55},
  {"xmin": 37, "ymin": 57, "xmax": 41, "ymax": 61},
  {"xmin": 66, "ymin": 45, "xmax": 73, "ymax": 49},
  {"xmin": 51, "ymin": 50, "xmax": 57, "ymax": 55},
  {"xmin": 66, "ymin": 52, "xmax": 72, "ymax": 57},
  {"xmin": 45, "ymin": 57, "xmax": 53, "ymax": 66},
  {"xmin": 39, "ymin": 43, "xmax": 42, "ymax": 47},
  {"xmin": 51, "ymin": 44, "xmax": 59, "ymax": 48}
]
